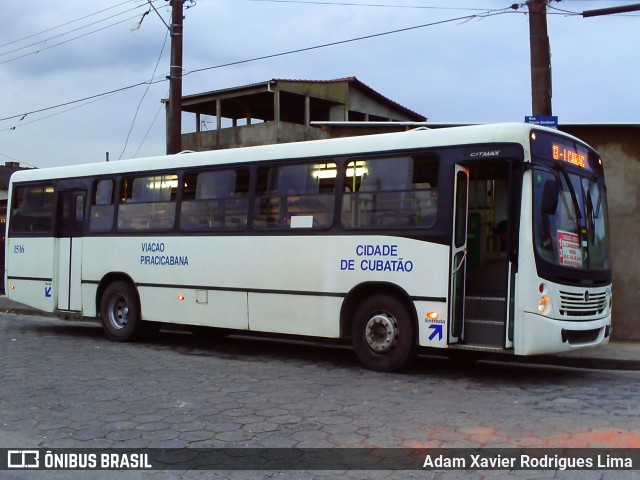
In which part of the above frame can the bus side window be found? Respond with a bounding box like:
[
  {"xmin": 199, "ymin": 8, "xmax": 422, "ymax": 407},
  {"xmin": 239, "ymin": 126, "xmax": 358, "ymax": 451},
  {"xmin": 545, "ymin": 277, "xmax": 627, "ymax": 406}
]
[
  {"xmin": 10, "ymin": 184, "xmax": 55, "ymax": 234},
  {"xmin": 89, "ymin": 179, "xmax": 115, "ymax": 232},
  {"xmin": 342, "ymin": 155, "xmax": 438, "ymax": 228},
  {"xmin": 180, "ymin": 168, "xmax": 249, "ymax": 231},
  {"xmin": 118, "ymin": 175, "xmax": 178, "ymax": 231},
  {"xmin": 253, "ymin": 162, "xmax": 335, "ymax": 230}
]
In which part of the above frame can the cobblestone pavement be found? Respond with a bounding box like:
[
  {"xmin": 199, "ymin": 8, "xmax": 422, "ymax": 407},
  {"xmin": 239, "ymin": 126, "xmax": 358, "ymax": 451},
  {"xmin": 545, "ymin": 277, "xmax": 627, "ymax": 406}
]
[{"xmin": 1, "ymin": 313, "xmax": 640, "ymax": 480}]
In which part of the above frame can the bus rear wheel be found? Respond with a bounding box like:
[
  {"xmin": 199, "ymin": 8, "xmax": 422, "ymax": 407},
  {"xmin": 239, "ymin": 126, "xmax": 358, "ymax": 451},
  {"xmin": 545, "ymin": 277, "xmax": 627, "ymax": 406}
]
[
  {"xmin": 351, "ymin": 295, "xmax": 417, "ymax": 372},
  {"xmin": 100, "ymin": 281, "xmax": 146, "ymax": 342}
]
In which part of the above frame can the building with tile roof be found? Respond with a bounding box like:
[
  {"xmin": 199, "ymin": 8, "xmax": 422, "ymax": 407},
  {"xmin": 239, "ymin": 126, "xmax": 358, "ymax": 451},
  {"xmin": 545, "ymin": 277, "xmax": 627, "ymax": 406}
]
[{"xmin": 172, "ymin": 77, "xmax": 426, "ymax": 151}]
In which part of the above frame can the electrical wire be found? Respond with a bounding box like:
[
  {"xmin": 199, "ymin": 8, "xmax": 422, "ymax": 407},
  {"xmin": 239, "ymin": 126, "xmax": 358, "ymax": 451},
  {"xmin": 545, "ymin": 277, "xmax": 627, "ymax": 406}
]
[
  {"xmin": 0, "ymin": 76, "xmax": 166, "ymax": 124},
  {"xmin": 0, "ymin": 2, "xmax": 160, "ymax": 58},
  {"xmin": 0, "ymin": 7, "xmax": 512, "ymax": 129},
  {"xmin": 547, "ymin": 4, "xmax": 581, "ymax": 15},
  {"xmin": 0, "ymin": 15, "xmax": 146, "ymax": 66},
  {"xmin": 0, "ymin": 89, "xmax": 126, "ymax": 133},
  {"xmin": 133, "ymin": 90, "xmax": 169, "ymax": 158},
  {"xmin": 0, "ymin": 0, "xmax": 137, "ymax": 49},
  {"xmin": 119, "ymin": 28, "xmax": 170, "ymax": 159},
  {"xmin": 238, "ymin": 0, "xmax": 498, "ymax": 10},
  {"xmin": 184, "ymin": 9, "xmax": 512, "ymax": 77}
]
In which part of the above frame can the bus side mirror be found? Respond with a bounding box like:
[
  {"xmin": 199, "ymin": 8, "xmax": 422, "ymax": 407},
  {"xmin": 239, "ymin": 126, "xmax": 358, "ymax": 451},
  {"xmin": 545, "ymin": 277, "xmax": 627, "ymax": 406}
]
[{"xmin": 541, "ymin": 179, "xmax": 559, "ymax": 215}]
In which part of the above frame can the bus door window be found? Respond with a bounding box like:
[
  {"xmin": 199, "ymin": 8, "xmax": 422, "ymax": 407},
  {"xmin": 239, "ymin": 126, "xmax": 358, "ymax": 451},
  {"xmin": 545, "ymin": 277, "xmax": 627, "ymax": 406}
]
[{"xmin": 73, "ymin": 194, "xmax": 85, "ymax": 232}]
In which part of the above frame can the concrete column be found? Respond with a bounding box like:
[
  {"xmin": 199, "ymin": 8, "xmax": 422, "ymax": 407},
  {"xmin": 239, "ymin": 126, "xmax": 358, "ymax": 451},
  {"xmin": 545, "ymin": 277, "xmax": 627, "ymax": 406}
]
[
  {"xmin": 274, "ymin": 88, "xmax": 281, "ymax": 124},
  {"xmin": 305, "ymin": 96, "xmax": 310, "ymax": 125},
  {"xmin": 216, "ymin": 99, "xmax": 221, "ymax": 148}
]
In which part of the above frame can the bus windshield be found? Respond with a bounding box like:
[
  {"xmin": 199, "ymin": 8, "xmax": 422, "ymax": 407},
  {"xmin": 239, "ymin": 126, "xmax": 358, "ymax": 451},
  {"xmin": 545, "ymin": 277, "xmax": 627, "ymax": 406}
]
[{"xmin": 533, "ymin": 168, "xmax": 611, "ymax": 271}]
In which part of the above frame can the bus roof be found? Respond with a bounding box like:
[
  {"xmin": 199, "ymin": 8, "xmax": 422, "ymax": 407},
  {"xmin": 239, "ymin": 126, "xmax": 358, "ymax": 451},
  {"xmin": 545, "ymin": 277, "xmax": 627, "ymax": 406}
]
[{"xmin": 9, "ymin": 122, "xmax": 582, "ymax": 183}]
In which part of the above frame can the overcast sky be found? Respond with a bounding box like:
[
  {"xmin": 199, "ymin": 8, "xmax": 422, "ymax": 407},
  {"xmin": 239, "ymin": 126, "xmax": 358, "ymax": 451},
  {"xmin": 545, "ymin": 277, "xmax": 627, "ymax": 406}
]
[{"xmin": 1, "ymin": 0, "xmax": 638, "ymax": 168}]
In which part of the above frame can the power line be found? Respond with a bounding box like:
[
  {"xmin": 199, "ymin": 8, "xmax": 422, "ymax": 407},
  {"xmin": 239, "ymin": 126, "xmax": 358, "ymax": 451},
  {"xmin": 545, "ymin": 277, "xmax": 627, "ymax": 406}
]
[
  {"xmin": 0, "ymin": 78, "xmax": 166, "ymax": 124},
  {"xmin": 547, "ymin": 4, "xmax": 581, "ymax": 15},
  {"xmin": 0, "ymin": 89, "xmax": 125, "ymax": 134},
  {"xmin": 0, "ymin": 7, "xmax": 512, "ymax": 129},
  {"xmin": 119, "ymin": 28, "xmax": 170, "ymax": 159},
  {"xmin": 239, "ymin": 0, "xmax": 498, "ymax": 10},
  {"xmin": 0, "ymin": 5, "xmax": 158, "ymax": 57},
  {"xmin": 0, "ymin": 16, "xmax": 142, "ymax": 65},
  {"xmin": 0, "ymin": 0, "xmax": 138, "ymax": 49},
  {"xmin": 185, "ymin": 9, "xmax": 512, "ymax": 77},
  {"xmin": 0, "ymin": 1, "xmax": 167, "ymax": 66},
  {"xmin": 133, "ymin": 90, "xmax": 169, "ymax": 158}
]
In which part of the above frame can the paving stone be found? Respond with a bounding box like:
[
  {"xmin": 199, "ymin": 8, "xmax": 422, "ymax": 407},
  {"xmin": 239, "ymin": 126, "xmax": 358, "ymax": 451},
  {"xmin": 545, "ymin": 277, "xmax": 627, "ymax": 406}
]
[{"xmin": 2, "ymin": 313, "xmax": 640, "ymax": 479}]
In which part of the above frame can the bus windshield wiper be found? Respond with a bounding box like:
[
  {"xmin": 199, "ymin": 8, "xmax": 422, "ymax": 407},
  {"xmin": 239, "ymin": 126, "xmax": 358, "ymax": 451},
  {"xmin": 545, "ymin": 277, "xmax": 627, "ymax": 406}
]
[{"xmin": 560, "ymin": 170, "xmax": 582, "ymax": 222}]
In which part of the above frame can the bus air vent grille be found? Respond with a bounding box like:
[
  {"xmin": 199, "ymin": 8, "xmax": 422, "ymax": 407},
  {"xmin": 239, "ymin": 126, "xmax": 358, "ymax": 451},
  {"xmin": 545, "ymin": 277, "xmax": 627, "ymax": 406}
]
[{"xmin": 558, "ymin": 290, "xmax": 607, "ymax": 317}]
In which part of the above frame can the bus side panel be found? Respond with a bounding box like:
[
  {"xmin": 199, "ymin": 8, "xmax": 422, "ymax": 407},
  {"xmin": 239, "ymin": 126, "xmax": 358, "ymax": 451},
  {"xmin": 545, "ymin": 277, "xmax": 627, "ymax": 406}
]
[
  {"xmin": 81, "ymin": 283, "xmax": 98, "ymax": 317},
  {"xmin": 82, "ymin": 235, "xmax": 449, "ymax": 337},
  {"xmin": 139, "ymin": 287, "xmax": 249, "ymax": 330},
  {"xmin": 6, "ymin": 237, "xmax": 56, "ymax": 312},
  {"xmin": 248, "ymin": 293, "xmax": 342, "ymax": 337},
  {"xmin": 414, "ymin": 300, "xmax": 448, "ymax": 348}
]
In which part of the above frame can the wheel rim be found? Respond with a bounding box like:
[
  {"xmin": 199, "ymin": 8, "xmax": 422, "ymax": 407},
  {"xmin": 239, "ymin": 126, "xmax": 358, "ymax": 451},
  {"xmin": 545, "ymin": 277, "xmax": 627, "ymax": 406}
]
[
  {"xmin": 365, "ymin": 312, "xmax": 398, "ymax": 353},
  {"xmin": 107, "ymin": 294, "xmax": 130, "ymax": 330}
]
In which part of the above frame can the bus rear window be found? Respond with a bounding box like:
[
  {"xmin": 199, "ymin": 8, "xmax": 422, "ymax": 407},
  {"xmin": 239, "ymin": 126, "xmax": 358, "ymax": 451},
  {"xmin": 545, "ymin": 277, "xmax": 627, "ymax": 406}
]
[{"xmin": 10, "ymin": 184, "xmax": 55, "ymax": 234}]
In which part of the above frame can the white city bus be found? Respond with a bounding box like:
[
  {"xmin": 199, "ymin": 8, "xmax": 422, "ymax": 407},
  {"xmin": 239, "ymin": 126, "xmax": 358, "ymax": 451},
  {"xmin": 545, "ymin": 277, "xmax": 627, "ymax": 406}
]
[{"xmin": 4, "ymin": 123, "xmax": 612, "ymax": 371}]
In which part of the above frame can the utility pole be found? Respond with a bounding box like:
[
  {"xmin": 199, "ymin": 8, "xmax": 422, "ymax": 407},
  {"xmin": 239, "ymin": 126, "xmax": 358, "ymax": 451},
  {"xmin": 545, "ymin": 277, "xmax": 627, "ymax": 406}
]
[
  {"xmin": 527, "ymin": 0, "xmax": 552, "ymax": 116},
  {"xmin": 166, "ymin": 0, "xmax": 185, "ymax": 155}
]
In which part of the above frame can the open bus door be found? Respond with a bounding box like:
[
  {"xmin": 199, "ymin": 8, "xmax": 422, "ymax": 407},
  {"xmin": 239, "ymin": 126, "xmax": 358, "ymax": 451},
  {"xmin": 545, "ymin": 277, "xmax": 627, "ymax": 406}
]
[
  {"xmin": 56, "ymin": 189, "xmax": 86, "ymax": 312},
  {"xmin": 454, "ymin": 159, "xmax": 521, "ymax": 351},
  {"xmin": 448, "ymin": 165, "xmax": 469, "ymax": 344}
]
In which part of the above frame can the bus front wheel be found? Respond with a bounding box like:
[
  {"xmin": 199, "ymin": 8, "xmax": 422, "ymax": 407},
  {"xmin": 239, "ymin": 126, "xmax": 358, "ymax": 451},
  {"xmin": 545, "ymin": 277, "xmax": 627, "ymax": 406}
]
[
  {"xmin": 351, "ymin": 295, "xmax": 417, "ymax": 372},
  {"xmin": 100, "ymin": 281, "xmax": 145, "ymax": 342}
]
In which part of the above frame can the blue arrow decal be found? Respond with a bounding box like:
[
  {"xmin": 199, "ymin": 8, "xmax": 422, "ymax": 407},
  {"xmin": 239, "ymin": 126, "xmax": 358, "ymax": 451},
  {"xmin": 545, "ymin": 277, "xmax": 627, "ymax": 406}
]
[
  {"xmin": 45, "ymin": 286, "xmax": 52, "ymax": 298},
  {"xmin": 428, "ymin": 324, "xmax": 443, "ymax": 341}
]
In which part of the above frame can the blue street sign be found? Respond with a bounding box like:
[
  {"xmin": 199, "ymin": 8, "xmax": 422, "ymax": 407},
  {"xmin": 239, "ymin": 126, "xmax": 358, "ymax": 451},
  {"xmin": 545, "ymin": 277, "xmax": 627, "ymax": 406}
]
[{"xmin": 525, "ymin": 116, "xmax": 558, "ymax": 129}]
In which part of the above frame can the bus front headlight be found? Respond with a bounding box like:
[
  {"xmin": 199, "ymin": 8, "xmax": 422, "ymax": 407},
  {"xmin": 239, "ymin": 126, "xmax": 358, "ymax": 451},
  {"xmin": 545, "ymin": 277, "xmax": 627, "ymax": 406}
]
[{"xmin": 538, "ymin": 295, "xmax": 551, "ymax": 315}]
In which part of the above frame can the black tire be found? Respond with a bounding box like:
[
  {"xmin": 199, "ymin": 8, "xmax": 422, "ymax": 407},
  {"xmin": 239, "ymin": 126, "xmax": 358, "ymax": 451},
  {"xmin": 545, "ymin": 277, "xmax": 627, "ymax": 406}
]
[
  {"xmin": 351, "ymin": 294, "xmax": 417, "ymax": 372},
  {"xmin": 99, "ymin": 281, "xmax": 147, "ymax": 342}
]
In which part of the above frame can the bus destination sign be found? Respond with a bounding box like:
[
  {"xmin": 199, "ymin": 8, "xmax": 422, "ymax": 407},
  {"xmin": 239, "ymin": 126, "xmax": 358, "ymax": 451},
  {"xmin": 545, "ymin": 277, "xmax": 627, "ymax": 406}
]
[{"xmin": 551, "ymin": 142, "xmax": 589, "ymax": 169}]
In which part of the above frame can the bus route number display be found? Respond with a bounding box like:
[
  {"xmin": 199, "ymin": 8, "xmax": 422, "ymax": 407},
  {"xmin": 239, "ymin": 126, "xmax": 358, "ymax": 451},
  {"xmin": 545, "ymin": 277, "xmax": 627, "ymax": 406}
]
[{"xmin": 552, "ymin": 142, "xmax": 588, "ymax": 169}]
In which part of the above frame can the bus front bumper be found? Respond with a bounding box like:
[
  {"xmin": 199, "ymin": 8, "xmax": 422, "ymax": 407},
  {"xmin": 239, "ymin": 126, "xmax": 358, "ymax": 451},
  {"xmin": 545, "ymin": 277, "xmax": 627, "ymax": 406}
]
[{"xmin": 517, "ymin": 312, "xmax": 611, "ymax": 356}]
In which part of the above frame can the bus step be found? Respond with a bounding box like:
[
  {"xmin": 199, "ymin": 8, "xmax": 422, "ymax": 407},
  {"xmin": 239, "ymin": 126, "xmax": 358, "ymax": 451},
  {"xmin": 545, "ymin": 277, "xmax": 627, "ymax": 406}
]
[
  {"xmin": 464, "ymin": 318, "xmax": 504, "ymax": 347},
  {"xmin": 465, "ymin": 296, "xmax": 506, "ymax": 321}
]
